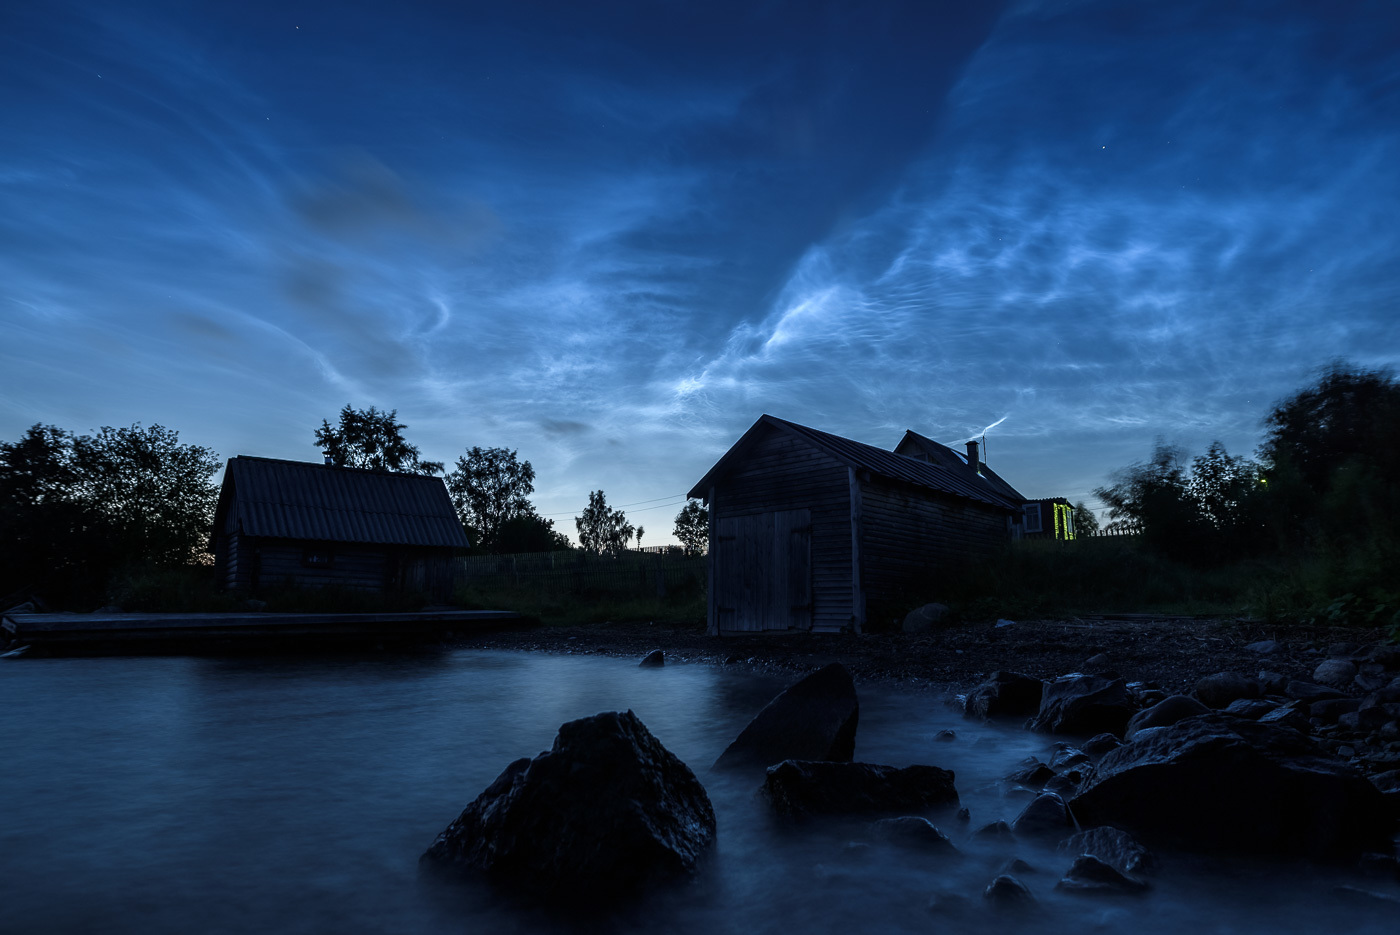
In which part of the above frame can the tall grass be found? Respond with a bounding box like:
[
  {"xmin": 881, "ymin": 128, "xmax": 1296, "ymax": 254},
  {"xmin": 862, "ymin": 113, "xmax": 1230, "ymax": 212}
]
[{"xmin": 926, "ymin": 536, "xmax": 1398, "ymax": 629}]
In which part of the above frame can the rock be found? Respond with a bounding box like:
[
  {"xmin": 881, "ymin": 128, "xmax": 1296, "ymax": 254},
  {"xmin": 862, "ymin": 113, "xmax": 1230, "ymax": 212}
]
[
  {"xmin": 1193, "ymin": 672, "xmax": 1261, "ymax": 709},
  {"xmin": 902, "ymin": 602, "xmax": 950, "ymax": 633},
  {"xmin": 714, "ymin": 663, "xmax": 858, "ymax": 770},
  {"xmin": 1083, "ymin": 733, "xmax": 1123, "ymax": 757},
  {"xmin": 1360, "ymin": 686, "xmax": 1400, "ymax": 709},
  {"xmin": 1058, "ymin": 826, "xmax": 1157, "ymax": 875},
  {"xmin": 1311, "ymin": 698, "xmax": 1363, "ymax": 722},
  {"xmin": 1006, "ymin": 758, "xmax": 1054, "ymax": 789},
  {"xmin": 964, "ymin": 671, "xmax": 1045, "ymax": 719},
  {"xmin": 1367, "ymin": 645, "xmax": 1400, "ymax": 669},
  {"xmin": 982, "ymin": 874, "xmax": 1035, "ymax": 909},
  {"xmin": 244, "ymin": 599, "xmax": 267, "ymax": 611},
  {"xmin": 1314, "ymin": 658, "xmax": 1359, "ymax": 687},
  {"xmin": 1055, "ymin": 855, "xmax": 1150, "ymax": 895},
  {"xmin": 3, "ymin": 600, "xmax": 36, "ymax": 614},
  {"xmin": 95, "ymin": 604, "xmax": 123, "ymax": 614},
  {"xmin": 955, "ymin": 807, "xmax": 970, "ymax": 823},
  {"xmin": 1050, "ymin": 744, "xmax": 1091, "ymax": 771},
  {"xmin": 1328, "ymin": 642, "xmax": 1361, "ymax": 657},
  {"xmin": 420, "ymin": 710, "xmax": 715, "ymax": 903},
  {"xmin": 1043, "ymin": 772, "xmax": 1083, "ymax": 798},
  {"xmin": 638, "ymin": 649, "xmax": 665, "ymax": 668},
  {"xmin": 1340, "ymin": 707, "xmax": 1393, "ymax": 733},
  {"xmin": 973, "ymin": 819, "xmax": 1014, "ymax": 840},
  {"xmin": 1010, "ymin": 792, "xmax": 1072, "ymax": 836},
  {"xmin": 995, "ymin": 618, "xmax": 1016, "ymax": 628},
  {"xmin": 1285, "ymin": 680, "xmax": 1346, "ymax": 702},
  {"xmin": 999, "ymin": 857, "xmax": 1036, "ymax": 874},
  {"xmin": 1070, "ymin": 713, "xmax": 1395, "ymax": 859},
  {"xmin": 1223, "ymin": 698, "xmax": 1277, "ymax": 719},
  {"xmin": 933, "ymin": 729, "xmax": 957, "ymax": 742},
  {"xmin": 1258, "ymin": 670, "xmax": 1289, "ymax": 694},
  {"xmin": 869, "ymin": 817, "xmax": 959, "ymax": 853},
  {"xmin": 761, "ymin": 760, "xmax": 959, "ymax": 819},
  {"xmin": 1124, "ymin": 695, "xmax": 1209, "ymax": 740},
  {"xmin": 1246, "ymin": 639, "xmax": 1280, "ymax": 654},
  {"xmin": 1257, "ymin": 701, "xmax": 1310, "ymax": 732},
  {"xmin": 1084, "ymin": 652, "xmax": 1113, "ymax": 672},
  {"xmin": 1031, "ymin": 675, "xmax": 1135, "ymax": 737}
]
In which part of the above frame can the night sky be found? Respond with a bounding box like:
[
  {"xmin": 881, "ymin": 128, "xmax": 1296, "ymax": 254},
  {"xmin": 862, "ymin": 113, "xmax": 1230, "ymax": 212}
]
[{"xmin": 5, "ymin": 1, "xmax": 1399, "ymax": 542}]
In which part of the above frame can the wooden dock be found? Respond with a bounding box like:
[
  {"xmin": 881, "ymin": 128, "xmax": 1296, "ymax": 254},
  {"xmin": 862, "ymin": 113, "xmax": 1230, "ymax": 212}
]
[{"xmin": 0, "ymin": 608, "xmax": 525, "ymax": 654}]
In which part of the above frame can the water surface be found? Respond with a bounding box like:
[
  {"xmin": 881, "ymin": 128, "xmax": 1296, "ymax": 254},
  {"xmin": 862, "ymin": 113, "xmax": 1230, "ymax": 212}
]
[{"xmin": 1, "ymin": 650, "xmax": 1395, "ymax": 933}]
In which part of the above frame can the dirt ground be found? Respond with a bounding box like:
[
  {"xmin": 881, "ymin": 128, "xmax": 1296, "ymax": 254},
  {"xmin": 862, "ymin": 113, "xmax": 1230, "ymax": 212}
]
[{"xmin": 462, "ymin": 615, "xmax": 1393, "ymax": 697}]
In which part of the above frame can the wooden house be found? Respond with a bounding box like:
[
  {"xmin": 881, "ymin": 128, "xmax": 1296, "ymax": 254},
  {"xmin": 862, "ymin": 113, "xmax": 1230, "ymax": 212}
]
[
  {"xmin": 210, "ymin": 456, "xmax": 470, "ymax": 594},
  {"xmin": 1020, "ymin": 497, "xmax": 1077, "ymax": 540},
  {"xmin": 687, "ymin": 416, "xmax": 1026, "ymax": 636}
]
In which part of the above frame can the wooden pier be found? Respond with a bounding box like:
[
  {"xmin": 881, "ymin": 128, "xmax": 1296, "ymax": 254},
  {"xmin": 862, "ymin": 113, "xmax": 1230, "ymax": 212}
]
[{"xmin": 1, "ymin": 608, "xmax": 525, "ymax": 654}]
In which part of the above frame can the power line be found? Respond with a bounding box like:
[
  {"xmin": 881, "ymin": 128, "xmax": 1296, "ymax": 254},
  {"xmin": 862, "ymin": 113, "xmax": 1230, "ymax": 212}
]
[{"xmin": 539, "ymin": 494, "xmax": 691, "ymax": 517}]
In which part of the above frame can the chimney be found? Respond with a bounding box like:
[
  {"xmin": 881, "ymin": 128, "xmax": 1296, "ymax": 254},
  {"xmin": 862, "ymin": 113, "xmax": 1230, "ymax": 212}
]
[
  {"xmin": 965, "ymin": 440, "xmax": 980, "ymax": 475},
  {"xmin": 323, "ymin": 452, "xmax": 333, "ymax": 466}
]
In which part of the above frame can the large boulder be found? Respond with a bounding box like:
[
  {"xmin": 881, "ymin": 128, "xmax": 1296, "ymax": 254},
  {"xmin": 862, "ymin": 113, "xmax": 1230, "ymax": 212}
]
[
  {"xmin": 714, "ymin": 663, "xmax": 858, "ymax": 770},
  {"xmin": 1070, "ymin": 713, "xmax": 1395, "ymax": 859},
  {"xmin": 761, "ymin": 760, "xmax": 959, "ymax": 818},
  {"xmin": 1011, "ymin": 792, "xmax": 1073, "ymax": 836},
  {"xmin": 1054, "ymin": 855, "xmax": 1149, "ymax": 895},
  {"xmin": 1058, "ymin": 826, "xmax": 1157, "ymax": 875},
  {"xmin": 1124, "ymin": 695, "xmax": 1210, "ymax": 740},
  {"xmin": 902, "ymin": 602, "xmax": 950, "ymax": 633},
  {"xmin": 1031, "ymin": 674, "xmax": 1135, "ymax": 737},
  {"xmin": 1193, "ymin": 672, "xmax": 1261, "ymax": 709},
  {"xmin": 420, "ymin": 710, "xmax": 716, "ymax": 903},
  {"xmin": 965, "ymin": 671, "xmax": 1045, "ymax": 719}
]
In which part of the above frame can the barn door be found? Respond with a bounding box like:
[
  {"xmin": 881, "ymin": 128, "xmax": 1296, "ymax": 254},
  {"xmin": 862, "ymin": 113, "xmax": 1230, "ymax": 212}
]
[{"xmin": 714, "ymin": 509, "xmax": 811, "ymax": 632}]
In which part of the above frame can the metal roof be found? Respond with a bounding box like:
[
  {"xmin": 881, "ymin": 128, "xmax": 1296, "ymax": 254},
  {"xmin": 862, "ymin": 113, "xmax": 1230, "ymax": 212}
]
[
  {"xmin": 895, "ymin": 430, "xmax": 1027, "ymax": 504},
  {"xmin": 212, "ymin": 457, "xmax": 470, "ymax": 548},
  {"xmin": 687, "ymin": 416, "xmax": 1024, "ymax": 511}
]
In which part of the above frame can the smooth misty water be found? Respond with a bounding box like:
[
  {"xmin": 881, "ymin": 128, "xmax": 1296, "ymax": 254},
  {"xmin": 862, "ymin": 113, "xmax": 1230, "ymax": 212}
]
[{"xmin": 1, "ymin": 650, "xmax": 1396, "ymax": 935}]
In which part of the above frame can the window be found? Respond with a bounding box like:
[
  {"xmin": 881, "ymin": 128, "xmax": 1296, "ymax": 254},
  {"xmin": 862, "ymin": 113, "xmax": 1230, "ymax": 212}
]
[
  {"xmin": 1022, "ymin": 503, "xmax": 1043, "ymax": 533},
  {"xmin": 302, "ymin": 548, "xmax": 334, "ymax": 568}
]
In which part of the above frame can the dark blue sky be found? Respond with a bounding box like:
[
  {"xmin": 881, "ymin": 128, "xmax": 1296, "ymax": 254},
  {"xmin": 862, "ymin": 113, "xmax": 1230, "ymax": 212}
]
[{"xmin": 5, "ymin": 0, "xmax": 1399, "ymax": 541}]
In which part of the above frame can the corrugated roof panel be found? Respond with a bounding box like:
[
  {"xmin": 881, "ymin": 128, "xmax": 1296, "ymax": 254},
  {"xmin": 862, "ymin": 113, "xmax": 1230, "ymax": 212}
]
[
  {"xmin": 698, "ymin": 417, "xmax": 1024, "ymax": 511},
  {"xmin": 221, "ymin": 456, "xmax": 470, "ymax": 547}
]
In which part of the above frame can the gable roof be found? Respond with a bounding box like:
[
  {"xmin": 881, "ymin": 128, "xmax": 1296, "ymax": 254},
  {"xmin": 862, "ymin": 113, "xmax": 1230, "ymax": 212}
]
[
  {"xmin": 211, "ymin": 456, "xmax": 470, "ymax": 549},
  {"xmin": 687, "ymin": 415, "xmax": 1023, "ymax": 511},
  {"xmin": 894, "ymin": 430, "xmax": 1026, "ymax": 504}
]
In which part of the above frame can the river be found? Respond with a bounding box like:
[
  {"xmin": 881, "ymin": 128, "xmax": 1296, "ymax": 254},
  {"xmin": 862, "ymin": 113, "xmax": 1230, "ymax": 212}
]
[{"xmin": 1, "ymin": 650, "xmax": 1395, "ymax": 933}]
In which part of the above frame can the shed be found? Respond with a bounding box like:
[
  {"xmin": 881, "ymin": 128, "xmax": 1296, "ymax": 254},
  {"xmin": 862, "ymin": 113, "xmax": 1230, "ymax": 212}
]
[
  {"xmin": 210, "ymin": 456, "xmax": 470, "ymax": 594},
  {"xmin": 687, "ymin": 416, "xmax": 1025, "ymax": 636},
  {"xmin": 1020, "ymin": 497, "xmax": 1077, "ymax": 540}
]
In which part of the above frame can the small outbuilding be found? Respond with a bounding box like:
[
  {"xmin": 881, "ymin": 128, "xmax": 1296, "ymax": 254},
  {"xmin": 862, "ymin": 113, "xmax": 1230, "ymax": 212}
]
[
  {"xmin": 688, "ymin": 416, "xmax": 1026, "ymax": 636},
  {"xmin": 210, "ymin": 456, "xmax": 470, "ymax": 595}
]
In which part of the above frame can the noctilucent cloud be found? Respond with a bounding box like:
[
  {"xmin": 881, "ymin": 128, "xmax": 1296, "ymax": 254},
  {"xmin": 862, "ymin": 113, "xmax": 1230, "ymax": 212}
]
[{"xmin": 4, "ymin": 1, "xmax": 1399, "ymax": 542}]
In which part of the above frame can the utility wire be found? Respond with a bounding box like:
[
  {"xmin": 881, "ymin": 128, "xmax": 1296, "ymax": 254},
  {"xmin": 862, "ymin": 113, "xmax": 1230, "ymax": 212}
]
[{"xmin": 539, "ymin": 494, "xmax": 691, "ymax": 517}]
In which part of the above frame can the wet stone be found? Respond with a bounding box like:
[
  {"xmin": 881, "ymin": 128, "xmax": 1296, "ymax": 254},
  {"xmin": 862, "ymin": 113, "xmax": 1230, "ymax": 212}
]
[
  {"xmin": 983, "ymin": 874, "xmax": 1036, "ymax": 910},
  {"xmin": 1055, "ymin": 854, "xmax": 1150, "ymax": 895}
]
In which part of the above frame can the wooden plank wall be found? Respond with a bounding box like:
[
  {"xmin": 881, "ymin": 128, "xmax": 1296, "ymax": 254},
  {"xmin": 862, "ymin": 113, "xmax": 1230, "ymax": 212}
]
[
  {"xmin": 709, "ymin": 427, "xmax": 851, "ymax": 631},
  {"xmin": 859, "ymin": 476, "xmax": 1011, "ymax": 610},
  {"xmin": 713, "ymin": 509, "xmax": 811, "ymax": 632},
  {"xmin": 254, "ymin": 541, "xmax": 391, "ymax": 592}
]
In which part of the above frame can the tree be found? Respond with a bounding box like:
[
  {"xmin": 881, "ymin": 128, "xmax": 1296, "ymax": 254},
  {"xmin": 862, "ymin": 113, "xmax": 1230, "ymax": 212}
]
[
  {"xmin": 635, "ymin": 525, "xmax": 644, "ymax": 549},
  {"xmin": 71, "ymin": 424, "xmax": 222, "ymax": 568},
  {"xmin": 674, "ymin": 499, "xmax": 709, "ymax": 555},
  {"xmin": 1260, "ymin": 362, "xmax": 1400, "ymax": 497},
  {"xmin": 575, "ymin": 490, "xmax": 634, "ymax": 555},
  {"xmin": 1071, "ymin": 501, "xmax": 1099, "ymax": 538},
  {"xmin": 0, "ymin": 423, "xmax": 220, "ymax": 605},
  {"xmin": 444, "ymin": 446, "xmax": 537, "ymax": 550},
  {"xmin": 314, "ymin": 405, "xmax": 443, "ymax": 474},
  {"xmin": 494, "ymin": 514, "xmax": 572, "ymax": 554},
  {"xmin": 1094, "ymin": 441, "xmax": 1203, "ymax": 559}
]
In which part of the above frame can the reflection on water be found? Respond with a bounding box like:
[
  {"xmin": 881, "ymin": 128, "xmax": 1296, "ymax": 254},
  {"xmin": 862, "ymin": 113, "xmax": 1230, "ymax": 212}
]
[{"xmin": 0, "ymin": 650, "xmax": 1395, "ymax": 934}]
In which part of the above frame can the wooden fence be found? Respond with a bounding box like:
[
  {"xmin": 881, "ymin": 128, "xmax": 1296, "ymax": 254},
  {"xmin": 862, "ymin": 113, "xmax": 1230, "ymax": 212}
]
[{"xmin": 404, "ymin": 549, "xmax": 706, "ymax": 600}]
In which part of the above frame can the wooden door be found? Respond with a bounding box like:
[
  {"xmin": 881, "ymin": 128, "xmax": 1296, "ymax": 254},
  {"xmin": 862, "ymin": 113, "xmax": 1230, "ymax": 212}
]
[{"xmin": 714, "ymin": 509, "xmax": 811, "ymax": 632}]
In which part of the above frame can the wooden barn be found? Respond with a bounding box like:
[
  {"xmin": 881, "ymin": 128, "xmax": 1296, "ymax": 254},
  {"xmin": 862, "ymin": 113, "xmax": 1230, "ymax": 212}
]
[
  {"xmin": 687, "ymin": 415, "xmax": 1026, "ymax": 636},
  {"xmin": 210, "ymin": 456, "xmax": 470, "ymax": 595}
]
